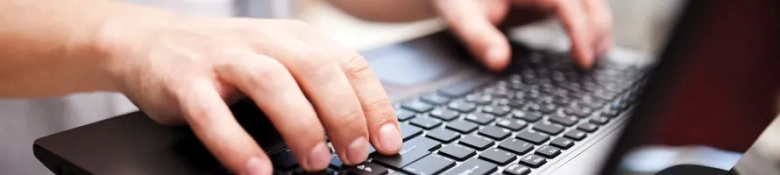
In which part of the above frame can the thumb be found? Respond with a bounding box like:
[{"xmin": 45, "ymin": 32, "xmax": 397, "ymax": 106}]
[{"xmin": 434, "ymin": 0, "xmax": 511, "ymax": 71}]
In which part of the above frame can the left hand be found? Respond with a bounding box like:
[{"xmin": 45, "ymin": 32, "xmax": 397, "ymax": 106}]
[{"xmin": 432, "ymin": 0, "xmax": 613, "ymax": 70}]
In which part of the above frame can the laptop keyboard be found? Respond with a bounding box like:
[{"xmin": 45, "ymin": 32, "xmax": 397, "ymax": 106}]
[{"xmin": 269, "ymin": 52, "xmax": 648, "ymax": 175}]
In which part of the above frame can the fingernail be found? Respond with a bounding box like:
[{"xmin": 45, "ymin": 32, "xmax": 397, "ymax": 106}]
[
  {"xmin": 244, "ymin": 157, "xmax": 269, "ymax": 175},
  {"xmin": 306, "ymin": 142, "xmax": 331, "ymax": 171},
  {"xmin": 486, "ymin": 48, "xmax": 506, "ymax": 63},
  {"xmin": 485, "ymin": 48, "xmax": 508, "ymax": 70},
  {"xmin": 347, "ymin": 137, "xmax": 369, "ymax": 164},
  {"xmin": 379, "ymin": 123, "xmax": 403, "ymax": 152}
]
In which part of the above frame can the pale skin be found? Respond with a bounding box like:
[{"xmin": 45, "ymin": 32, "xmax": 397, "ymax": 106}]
[{"xmin": 0, "ymin": 0, "xmax": 611, "ymax": 174}]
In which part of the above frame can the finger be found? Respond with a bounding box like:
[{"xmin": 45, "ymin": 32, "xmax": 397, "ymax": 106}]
[
  {"xmin": 434, "ymin": 0, "xmax": 512, "ymax": 71},
  {"xmin": 554, "ymin": 0, "xmax": 596, "ymax": 68},
  {"xmin": 216, "ymin": 52, "xmax": 331, "ymax": 171},
  {"xmin": 176, "ymin": 78, "xmax": 272, "ymax": 175},
  {"xmin": 584, "ymin": 0, "xmax": 614, "ymax": 55},
  {"xmin": 276, "ymin": 46, "xmax": 371, "ymax": 166},
  {"xmin": 339, "ymin": 54, "xmax": 402, "ymax": 155},
  {"xmin": 294, "ymin": 30, "xmax": 403, "ymax": 156},
  {"xmin": 597, "ymin": 35, "xmax": 613, "ymax": 54},
  {"xmin": 481, "ymin": 0, "xmax": 511, "ymax": 25}
]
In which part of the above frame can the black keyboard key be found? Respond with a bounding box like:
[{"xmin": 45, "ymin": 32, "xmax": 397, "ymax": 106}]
[
  {"xmin": 564, "ymin": 130, "xmax": 587, "ymax": 141},
  {"xmin": 426, "ymin": 129, "xmax": 460, "ymax": 143},
  {"xmin": 503, "ymin": 164, "xmax": 532, "ymax": 175},
  {"xmin": 507, "ymin": 99, "xmax": 525, "ymax": 108},
  {"xmin": 403, "ymin": 155, "xmax": 455, "ymax": 175},
  {"xmin": 478, "ymin": 126, "xmax": 511, "ymax": 140},
  {"xmin": 387, "ymin": 169, "xmax": 410, "ymax": 175},
  {"xmin": 577, "ymin": 123, "xmax": 599, "ymax": 132},
  {"xmin": 619, "ymin": 101, "xmax": 631, "ymax": 110},
  {"xmin": 479, "ymin": 148, "xmax": 517, "ymax": 165},
  {"xmin": 495, "ymin": 97, "xmax": 511, "ymax": 106},
  {"xmin": 448, "ymin": 101, "xmax": 477, "ymax": 113},
  {"xmin": 589, "ymin": 116, "xmax": 610, "ymax": 125},
  {"xmin": 593, "ymin": 90, "xmax": 618, "ymax": 101},
  {"xmin": 537, "ymin": 103, "xmax": 558, "ymax": 114},
  {"xmin": 550, "ymin": 138, "xmax": 574, "ymax": 149},
  {"xmin": 443, "ymin": 159, "xmax": 497, "ymax": 175},
  {"xmin": 512, "ymin": 111, "xmax": 542, "ymax": 122},
  {"xmin": 347, "ymin": 162, "xmax": 388, "ymax": 175},
  {"xmin": 400, "ymin": 123, "xmax": 423, "ymax": 141},
  {"xmin": 421, "ymin": 93, "xmax": 450, "ymax": 105},
  {"xmin": 482, "ymin": 105, "xmax": 511, "ymax": 116},
  {"xmin": 329, "ymin": 154, "xmax": 343, "ymax": 168},
  {"xmin": 521, "ymin": 103, "xmax": 541, "ymax": 112},
  {"xmin": 466, "ymin": 94, "xmax": 493, "ymax": 105},
  {"xmin": 396, "ymin": 109, "xmax": 416, "ymax": 121},
  {"xmin": 293, "ymin": 168, "xmax": 337, "ymax": 175},
  {"xmin": 548, "ymin": 113, "xmax": 578, "ymax": 126},
  {"xmin": 459, "ymin": 135, "xmax": 494, "ymax": 150},
  {"xmin": 401, "ymin": 101, "xmax": 433, "ymax": 113},
  {"xmin": 519, "ymin": 154, "xmax": 547, "ymax": 168},
  {"xmin": 601, "ymin": 109, "xmax": 619, "ymax": 118},
  {"xmin": 552, "ymin": 96, "xmax": 572, "ymax": 106},
  {"xmin": 532, "ymin": 123, "xmax": 564, "ymax": 135},
  {"xmin": 496, "ymin": 118, "xmax": 527, "ymax": 131},
  {"xmin": 372, "ymin": 141, "xmax": 431, "ymax": 169},
  {"xmin": 498, "ymin": 139, "xmax": 534, "ymax": 155},
  {"xmin": 487, "ymin": 88, "xmax": 511, "ymax": 98},
  {"xmin": 465, "ymin": 112, "xmax": 495, "ymax": 125},
  {"xmin": 410, "ymin": 117, "xmax": 442, "ymax": 130},
  {"xmin": 534, "ymin": 145, "xmax": 561, "ymax": 158},
  {"xmin": 523, "ymin": 91, "xmax": 542, "ymax": 101},
  {"xmin": 429, "ymin": 109, "xmax": 460, "ymax": 121},
  {"xmin": 445, "ymin": 121, "xmax": 478, "ymax": 134},
  {"xmin": 579, "ymin": 97, "xmax": 607, "ymax": 109},
  {"xmin": 516, "ymin": 130, "xmax": 549, "ymax": 144},
  {"xmin": 439, "ymin": 76, "xmax": 493, "ymax": 97},
  {"xmin": 270, "ymin": 149, "xmax": 298, "ymax": 170},
  {"xmin": 564, "ymin": 107, "xmax": 593, "ymax": 118},
  {"xmin": 406, "ymin": 137, "xmax": 442, "ymax": 151},
  {"xmin": 437, "ymin": 144, "xmax": 476, "ymax": 161}
]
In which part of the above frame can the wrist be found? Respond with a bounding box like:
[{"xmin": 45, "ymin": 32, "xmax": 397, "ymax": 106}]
[{"xmin": 88, "ymin": 2, "xmax": 184, "ymax": 92}]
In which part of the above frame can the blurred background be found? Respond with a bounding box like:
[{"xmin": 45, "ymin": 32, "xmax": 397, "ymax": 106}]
[{"xmin": 0, "ymin": 0, "xmax": 776, "ymax": 174}]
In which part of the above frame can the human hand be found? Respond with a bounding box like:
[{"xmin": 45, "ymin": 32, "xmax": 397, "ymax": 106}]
[
  {"xmin": 432, "ymin": 0, "xmax": 613, "ymax": 70},
  {"xmin": 94, "ymin": 11, "xmax": 402, "ymax": 174}
]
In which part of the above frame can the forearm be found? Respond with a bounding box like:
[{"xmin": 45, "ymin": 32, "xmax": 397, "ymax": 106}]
[
  {"xmin": 325, "ymin": 0, "xmax": 437, "ymax": 22},
  {"xmin": 0, "ymin": 0, "xmax": 174, "ymax": 98}
]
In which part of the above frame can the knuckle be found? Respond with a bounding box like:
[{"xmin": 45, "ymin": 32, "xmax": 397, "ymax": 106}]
[
  {"xmin": 182, "ymin": 103, "xmax": 220, "ymax": 128},
  {"xmin": 363, "ymin": 98, "xmax": 396, "ymax": 122},
  {"xmin": 341, "ymin": 54, "xmax": 374, "ymax": 83},
  {"xmin": 294, "ymin": 49, "xmax": 339, "ymax": 77},
  {"xmin": 285, "ymin": 118, "xmax": 326, "ymax": 138},
  {"xmin": 333, "ymin": 107, "xmax": 366, "ymax": 128},
  {"xmin": 241, "ymin": 59, "xmax": 290, "ymax": 90}
]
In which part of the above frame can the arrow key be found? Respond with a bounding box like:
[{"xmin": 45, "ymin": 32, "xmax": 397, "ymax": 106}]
[{"xmin": 346, "ymin": 162, "xmax": 388, "ymax": 175}]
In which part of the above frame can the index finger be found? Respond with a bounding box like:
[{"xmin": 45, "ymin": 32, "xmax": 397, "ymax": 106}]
[
  {"xmin": 555, "ymin": 0, "xmax": 596, "ymax": 68},
  {"xmin": 176, "ymin": 79, "xmax": 271, "ymax": 175}
]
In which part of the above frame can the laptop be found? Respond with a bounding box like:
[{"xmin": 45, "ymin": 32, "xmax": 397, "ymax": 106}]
[{"xmin": 32, "ymin": 0, "xmax": 779, "ymax": 174}]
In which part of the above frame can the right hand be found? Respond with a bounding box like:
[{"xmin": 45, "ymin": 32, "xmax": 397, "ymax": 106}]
[
  {"xmin": 432, "ymin": 0, "xmax": 614, "ymax": 70},
  {"xmin": 94, "ymin": 9, "xmax": 402, "ymax": 174}
]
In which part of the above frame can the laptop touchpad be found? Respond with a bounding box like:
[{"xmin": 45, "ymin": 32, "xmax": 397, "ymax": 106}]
[{"xmin": 366, "ymin": 44, "xmax": 470, "ymax": 87}]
